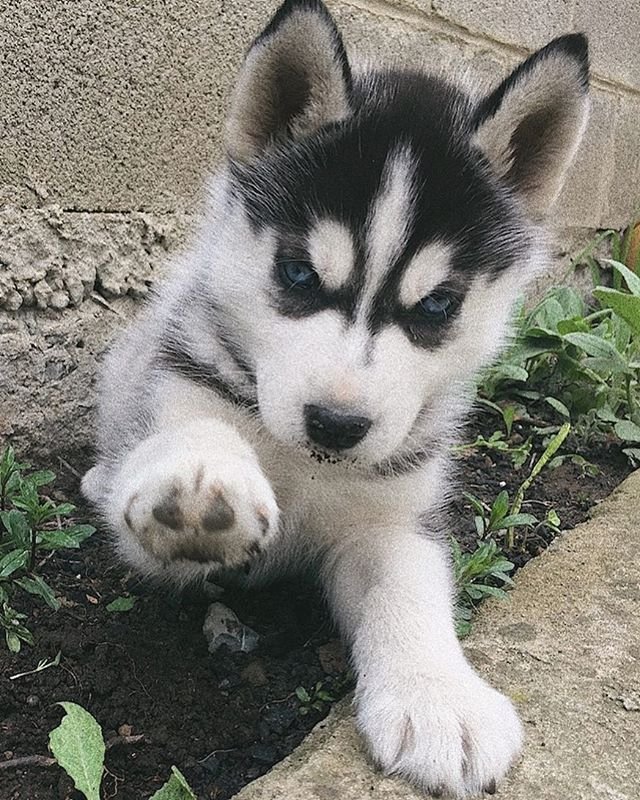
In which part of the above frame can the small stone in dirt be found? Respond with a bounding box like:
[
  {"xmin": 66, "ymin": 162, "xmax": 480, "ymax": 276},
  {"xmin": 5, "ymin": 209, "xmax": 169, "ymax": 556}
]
[
  {"xmin": 118, "ymin": 723, "xmax": 133, "ymax": 737},
  {"xmin": 203, "ymin": 602, "xmax": 259, "ymax": 654},
  {"xmin": 316, "ymin": 639, "xmax": 347, "ymax": 675},
  {"xmin": 26, "ymin": 695, "xmax": 40, "ymax": 706},
  {"xmin": 241, "ymin": 659, "xmax": 269, "ymax": 687}
]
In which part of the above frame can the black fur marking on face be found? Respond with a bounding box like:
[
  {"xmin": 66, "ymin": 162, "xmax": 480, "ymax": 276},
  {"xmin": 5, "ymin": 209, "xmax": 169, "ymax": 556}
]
[
  {"xmin": 231, "ymin": 69, "xmax": 531, "ymax": 336},
  {"xmin": 157, "ymin": 340, "xmax": 257, "ymax": 412},
  {"xmin": 271, "ymin": 241, "xmax": 362, "ymax": 320}
]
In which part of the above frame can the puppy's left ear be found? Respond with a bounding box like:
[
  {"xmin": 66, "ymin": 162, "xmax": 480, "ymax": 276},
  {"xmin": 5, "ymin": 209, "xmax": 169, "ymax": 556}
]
[
  {"xmin": 225, "ymin": 0, "xmax": 352, "ymax": 162},
  {"xmin": 473, "ymin": 35, "xmax": 590, "ymax": 218}
]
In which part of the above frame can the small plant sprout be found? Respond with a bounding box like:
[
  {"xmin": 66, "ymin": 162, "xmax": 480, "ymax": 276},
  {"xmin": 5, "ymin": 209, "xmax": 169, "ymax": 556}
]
[
  {"xmin": 10, "ymin": 649, "xmax": 61, "ymax": 681},
  {"xmin": 451, "ymin": 538, "xmax": 515, "ymax": 638},
  {"xmin": 295, "ymin": 681, "xmax": 336, "ymax": 715},
  {"xmin": 0, "ymin": 445, "xmax": 96, "ymax": 650}
]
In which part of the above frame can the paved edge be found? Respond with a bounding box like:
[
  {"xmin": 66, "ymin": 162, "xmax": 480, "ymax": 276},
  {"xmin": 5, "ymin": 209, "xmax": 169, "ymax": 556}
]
[{"xmin": 232, "ymin": 469, "xmax": 640, "ymax": 800}]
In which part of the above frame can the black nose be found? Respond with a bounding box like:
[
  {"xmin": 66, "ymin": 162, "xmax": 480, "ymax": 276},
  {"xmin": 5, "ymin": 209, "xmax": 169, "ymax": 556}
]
[{"xmin": 304, "ymin": 404, "xmax": 372, "ymax": 451}]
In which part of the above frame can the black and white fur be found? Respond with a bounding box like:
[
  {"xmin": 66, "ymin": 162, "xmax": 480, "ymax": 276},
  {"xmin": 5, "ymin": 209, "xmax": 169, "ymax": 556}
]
[{"xmin": 82, "ymin": 2, "xmax": 589, "ymax": 796}]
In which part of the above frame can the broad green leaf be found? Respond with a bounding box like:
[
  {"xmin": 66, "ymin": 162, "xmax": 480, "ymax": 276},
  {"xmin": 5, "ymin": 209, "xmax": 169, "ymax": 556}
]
[
  {"xmin": 499, "ymin": 513, "xmax": 538, "ymax": 528},
  {"xmin": 38, "ymin": 526, "xmax": 95, "ymax": 550},
  {"xmin": 615, "ymin": 420, "xmax": 640, "ymax": 443},
  {"xmin": 63, "ymin": 524, "xmax": 96, "ymax": 545},
  {"xmin": 604, "ymin": 259, "xmax": 640, "ymax": 296},
  {"xmin": 562, "ymin": 332, "xmax": 626, "ymax": 366},
  {"xmin": 0, "ymin": 549, "xmax": 29, "ymax": 579},
  {"xmin": 544, "ymin": 396, "xmax": 571, "ymax": 419},
  {"xmin": 15, "ymin": 576, "xmax": 60, "ymax": 610},
  {"xmin": 0, "ymin": 510, "xmax": 30, "ymax": 544},
  {"xmin": 6, "ymin": 630, "xmax": 21, "ymax": 652},
  {"xmin": 27, "ymin": 470, "xmax": 56, "ymax": 487},
  {"xmin": 49, "ymin": 702, "xmax": 105, "ymax": 800},
  {"xmin": 150, "ymin": 767, "xmax": 198, "ymax": 800},
  {"xmin": 488, "ymin": 491, "xmax": 509, "ymax": 530},
  {"xmin": 593, "ymin": 288, "xmax": 640, "ymax": 335},
  {"xmin": 295, "ymin": 686, "xmax": 311, "ymax": 703},
  {"xmin": 106, "ymin": 596, "xmax": 136, "ymax": 613}
]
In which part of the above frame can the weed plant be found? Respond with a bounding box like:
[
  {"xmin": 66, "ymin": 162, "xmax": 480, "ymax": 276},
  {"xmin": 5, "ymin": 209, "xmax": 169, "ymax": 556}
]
[{"xmin": 0, "ymin": 446, "xmax": 95, "ymax": 651}]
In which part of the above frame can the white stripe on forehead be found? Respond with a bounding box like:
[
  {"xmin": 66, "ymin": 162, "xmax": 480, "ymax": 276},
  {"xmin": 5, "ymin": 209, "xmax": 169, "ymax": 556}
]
[
  {"xmin": 399, "ymin": 242, "xmax": 453, "ymax": 307},
  {"xmin": 306, "ymin": 218, "xmax": 355, "ymax": 289},
  {"xmin": 366, "ymin": 144, "xmax": 417, "ymax": 288}
]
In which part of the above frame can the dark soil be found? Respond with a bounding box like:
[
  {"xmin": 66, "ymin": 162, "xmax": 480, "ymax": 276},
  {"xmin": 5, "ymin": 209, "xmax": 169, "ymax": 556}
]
[{"xmin": 0, "ymin": 413, "xmax": 632, "ymax": 800}]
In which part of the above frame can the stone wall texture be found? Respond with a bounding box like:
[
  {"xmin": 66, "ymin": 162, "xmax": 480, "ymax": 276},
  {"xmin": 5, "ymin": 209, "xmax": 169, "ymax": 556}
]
[{"xmin": 1, "ymin": 0, "xmax": 639, "ymax": 460}]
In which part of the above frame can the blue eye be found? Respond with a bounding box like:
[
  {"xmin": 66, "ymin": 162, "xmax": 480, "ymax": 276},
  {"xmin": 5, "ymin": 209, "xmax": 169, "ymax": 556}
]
[
  {"xmin": 418, "ymin": 292, "xmax": 455, "ymax": 320},
  {"xmin": 278, "ymin": 260, "xmax": 319, "ymax": 290}
]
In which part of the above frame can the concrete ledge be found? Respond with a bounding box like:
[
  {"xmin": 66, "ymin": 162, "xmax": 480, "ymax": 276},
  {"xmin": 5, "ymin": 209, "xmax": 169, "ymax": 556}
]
[{"xmin": 232, "ymin": 470, "xmax": 640, "ymax": 800}]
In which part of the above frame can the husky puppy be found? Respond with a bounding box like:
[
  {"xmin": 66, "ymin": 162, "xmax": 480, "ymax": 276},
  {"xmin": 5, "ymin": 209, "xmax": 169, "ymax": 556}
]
[{"xmin": 82, "ymin": 1, "xmax": 589, "ymax": 795}]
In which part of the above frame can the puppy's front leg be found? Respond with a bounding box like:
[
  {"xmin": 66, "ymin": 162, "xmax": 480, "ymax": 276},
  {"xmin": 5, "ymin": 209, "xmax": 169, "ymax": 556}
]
[
  {"xmin": 85, "ymin": 418, "xmax": 279, "ymax": 575},
  {"xmin": 323, "ymin": 528, "xmax": 522, "ymax": 798}
]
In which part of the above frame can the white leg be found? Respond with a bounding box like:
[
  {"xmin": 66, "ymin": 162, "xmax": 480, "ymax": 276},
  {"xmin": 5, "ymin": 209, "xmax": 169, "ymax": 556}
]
[
  {"xmin": 86, "ymin": 418, "xmax": 279, "ymax": 579},
  {"xmin": 323, "ymin": 529, "xmax": 522, "ymax": 798}
]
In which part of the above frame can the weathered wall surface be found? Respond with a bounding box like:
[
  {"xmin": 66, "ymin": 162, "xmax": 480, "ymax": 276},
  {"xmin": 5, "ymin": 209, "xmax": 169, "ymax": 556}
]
[{"xmin": 1, "ymin": 0, "xmax": 639, "ymax": 461}]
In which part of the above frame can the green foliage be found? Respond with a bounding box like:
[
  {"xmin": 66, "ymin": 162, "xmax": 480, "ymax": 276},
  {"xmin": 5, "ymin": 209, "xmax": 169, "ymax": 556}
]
[
  {"xmin": 294, "ymin": 670, "xmax": 354, "ymax": 716},
  {"xmin": 295, "ymin": 681, "xmax": 336, "ymax": 716},
  {"xmin": 106, "ymin": 596, "xmax": 137, "ymax": 613},
  {"xmin": 49, "ymin": 702, "xmax": 105, "ymax": 800},
  {"xmin": 478, "ymin": 261, "xmax": 640, "ymax": 465},
  {"xmin": 49, "ymin": 703, "xmax": 197, "ymax": 800},
  {"xmin": 0, "ymin": 445, "xmax": 96, "ymax": 651},
  {"xmin": 454, "ymin": 429, "xmax": 532, "ymax": 469},
  {"xmin": 451, "ymin": 538, "xmax": 514, "ymax": 638},
  {"xmin": 150, "ymin": 767, "xmax": 197, "ymax": 800}
]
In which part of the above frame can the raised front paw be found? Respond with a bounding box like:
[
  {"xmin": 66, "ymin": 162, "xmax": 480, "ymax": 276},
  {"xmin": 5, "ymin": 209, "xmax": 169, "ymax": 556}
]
[
  {"xmin": 356, "ymin": 668, "xmax": 522, "ymax": 798},
  {"xmin": 114, "ymin": 453, "xmax": 279, "ymax": 571}
]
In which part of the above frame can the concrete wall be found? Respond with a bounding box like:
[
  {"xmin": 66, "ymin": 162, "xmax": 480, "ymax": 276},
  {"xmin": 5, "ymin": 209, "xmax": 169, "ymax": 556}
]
[{"xmin": 1, "ymin": 0, "xmax": 639, "ymax": 460}]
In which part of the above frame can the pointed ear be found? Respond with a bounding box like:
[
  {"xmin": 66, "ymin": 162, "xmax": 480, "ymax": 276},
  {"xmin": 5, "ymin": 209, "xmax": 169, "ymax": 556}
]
[
  {"xmin": 472, "ymin": 34, "xmax": 590, "ymax": 218},
  {"xmin": 225, "ymin": 0, "xmax": 352, "ymax": 162}
]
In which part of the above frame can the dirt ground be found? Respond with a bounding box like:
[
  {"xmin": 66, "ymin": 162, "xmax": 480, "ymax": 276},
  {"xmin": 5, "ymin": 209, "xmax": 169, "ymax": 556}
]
[{"xmin": 0, "ymin": 413, "xmax": 631, "ymax": 800}]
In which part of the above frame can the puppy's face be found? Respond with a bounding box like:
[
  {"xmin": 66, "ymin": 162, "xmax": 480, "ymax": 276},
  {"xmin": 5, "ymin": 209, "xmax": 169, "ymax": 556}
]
[{"xmin": 203, "ymin": 1, "xmax": 588, "ymax": 466}]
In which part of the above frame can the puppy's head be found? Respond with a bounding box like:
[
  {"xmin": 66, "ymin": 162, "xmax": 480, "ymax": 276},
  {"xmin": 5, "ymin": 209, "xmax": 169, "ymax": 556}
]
[{"xmin": 205, "ymin": 0, "xmax": 589, "ymax": 466}]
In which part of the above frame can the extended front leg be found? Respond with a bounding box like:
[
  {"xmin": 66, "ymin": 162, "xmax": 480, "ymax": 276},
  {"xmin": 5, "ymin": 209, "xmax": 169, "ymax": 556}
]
[
  {"xmin": 322, "ymin": 528, "xmax": 522, "ymax": 798},
  {"xmin": 83, "ymin": 418, "xmax": 279, "ymax": 578}
]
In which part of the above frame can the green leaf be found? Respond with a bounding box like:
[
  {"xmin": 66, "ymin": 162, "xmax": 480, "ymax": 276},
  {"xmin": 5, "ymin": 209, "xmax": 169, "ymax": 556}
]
[
  {"xmin": 498, "ymin": 513, "xmax": 538, "ymax": 529},
  {"xmin": 544, "ymin": 396, "xmax": 571, "ymax": 419},
  {"xmin": 38, "ymin": 525, "xmax": 95, "ymax": 551},
  {"xmin": 593, "ymin": 288, "xmax": 640, "ymax": 335},
  {"xmin": 562, "ymin": 332, "xmax": 626, "ymax": 368},
  {"xmin": 615, "ymin": 420, "xmax": 640, "ymax": 443},
  {"xmin": 15, "ymin": 576, "xmax": 60, "ymax": 610},
  {"xmin": 0, "ymin": 549, "xmax": 29, "ymax": 579},
  {"xmin": 6, "ymin": 630, "xmax": 21, "ymax": 652},
  {"xmin": 0, "ymin": 510, "xmax": 30, "ymax": 545},
  {"xmin": 27, "ymin": 470, "xmax": 56, "ymax": 488},
  {"xmin": 49, "ymin": 702, "xmax": 105, "ymax": 800},
  {"xmin": 149, "ymin": 767, "xmax": 198, "ymax": 800},
  {"xmin": 106, "ymin": 596, "xmax": 136, "ymax": 613},
  {"xmin": 488, "ymin": 490, "xmax": 509, "ymax": 530},
  {"xmin": 603, "ymin": 259, "xmax": 640, "ymax": 296},
  {"xmin": 295, "ymin": 686, "xmax": 311, "ymax": 703}
]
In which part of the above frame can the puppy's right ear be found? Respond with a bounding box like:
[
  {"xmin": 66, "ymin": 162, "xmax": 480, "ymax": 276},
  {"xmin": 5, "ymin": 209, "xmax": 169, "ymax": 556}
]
[
  {"xmin": 472, "ymin": 35, "xmax": 590, "ymax": 219},
  {"xmin": 225, "ymin": 0, "xmax": 352, "ymax": 163}
]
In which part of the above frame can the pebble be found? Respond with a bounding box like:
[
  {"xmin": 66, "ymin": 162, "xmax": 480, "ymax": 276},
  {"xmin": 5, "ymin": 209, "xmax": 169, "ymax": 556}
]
[
  {"xmin": 26, "ymin": 695, "xmax": 40, "ymax": 707},
  {"xmin": 203, "ymin": 602, "xmax": 259, "ymax": 654}
]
